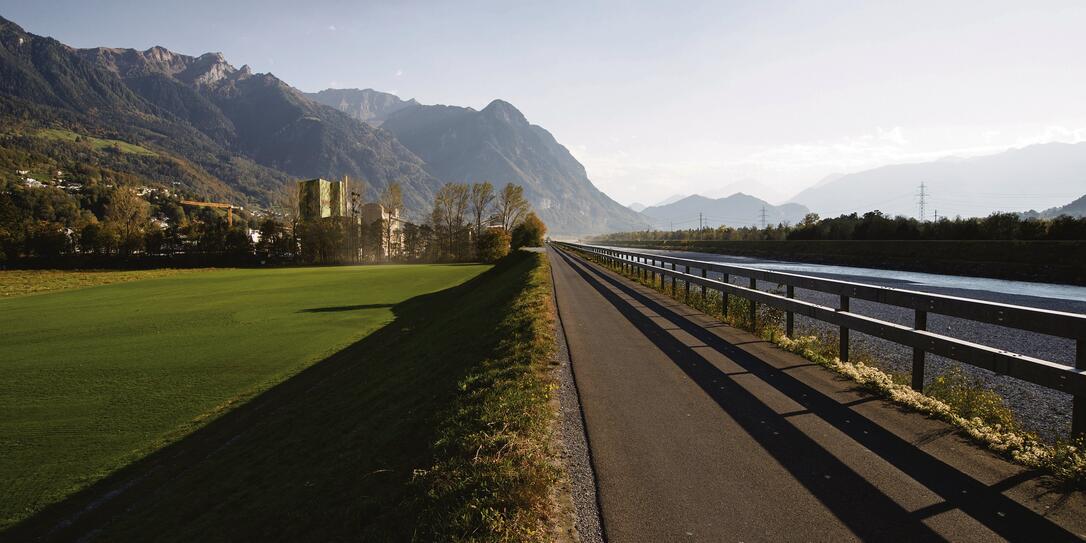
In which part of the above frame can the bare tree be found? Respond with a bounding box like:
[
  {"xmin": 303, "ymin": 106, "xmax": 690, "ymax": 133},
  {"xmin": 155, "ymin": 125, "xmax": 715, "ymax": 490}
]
[
  {"xmin": 470, "ymin": 181, "xmax": 496, "ymax": 236},
  {"xmin": 274, "ymin": 182, "xmax": 301, "ymax": 255},
  {"xmin": 494, "ymin": 182, "xmax": 530, "ymax": 231},
  {"xmin": 379, "ymin": 182, "xmax": 404, "ymax": 258},
  {"xmin": 431, "ymin": 182, "xmax": 470, "ymax": 260}
]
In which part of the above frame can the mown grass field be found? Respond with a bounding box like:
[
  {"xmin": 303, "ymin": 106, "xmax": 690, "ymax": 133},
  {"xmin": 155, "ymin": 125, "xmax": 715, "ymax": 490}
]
[
  {"xmin": 0, "ymin": 263, "xmax": 490, "ymax": 531},
  {"xmin": 0, "ymin": 269, "xmax": 206, "ymax": 298}
]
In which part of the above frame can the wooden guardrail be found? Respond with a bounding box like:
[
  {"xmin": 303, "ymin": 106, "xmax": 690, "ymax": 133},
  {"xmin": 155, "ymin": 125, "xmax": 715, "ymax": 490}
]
[{"xmin": 554, "ymin": 242, "xmax": 1086, "ymax": 435}]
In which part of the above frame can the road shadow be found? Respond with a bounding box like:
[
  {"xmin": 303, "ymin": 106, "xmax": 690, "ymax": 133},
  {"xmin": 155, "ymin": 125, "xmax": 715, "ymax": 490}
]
[
  {"xmin": 3, "ymin": 255, "xmax": 536, "ymax": 542},
  {"xmin": 557, "ymin": 249, "xmax": 1078, "ymax": 542},
  {"xmin": 297, "ymin": 303, "xmax": 395, "ymax": 313}
]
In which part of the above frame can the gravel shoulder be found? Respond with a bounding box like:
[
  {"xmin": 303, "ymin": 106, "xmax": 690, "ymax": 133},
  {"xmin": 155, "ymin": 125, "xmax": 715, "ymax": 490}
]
[{"xmin": 550, "ymin": 259, "xmax": 604, "ymax": 543}]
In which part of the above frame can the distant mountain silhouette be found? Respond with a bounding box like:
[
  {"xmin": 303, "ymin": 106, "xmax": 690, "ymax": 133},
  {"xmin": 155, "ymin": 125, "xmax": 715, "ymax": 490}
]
[
  {"xmin": 708, "ymin": 179, "xmax": 785, "ymax": 204},
  {"xmin": 1028, "ymin": 193, "xmax": 1086, "ymax": 219},
  {"xmin": 654, "ymin": 193, "xmax": 688, "ymax": 207},
  {"xmin": 628, "ymin": 202, "xmax": 647, "ymax": 212},
  {"xmin": 374, "ymin": 99, "xmax": 649, "ymax": 234},
  {"xmin": 305, "ymin": 88, "xmax": 417, "ymax": 126},
  {"xmin": 790, "ymin": 143, "xmax": 1086, "ymax": 218},
  {"xmin": 641, "ymin": 193, "xmax": 809, "ymax": 229}
]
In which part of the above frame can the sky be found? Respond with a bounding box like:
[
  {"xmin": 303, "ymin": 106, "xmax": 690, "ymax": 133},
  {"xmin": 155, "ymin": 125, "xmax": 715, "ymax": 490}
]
[{"xmin": 4, "ymin": 1, "xmax": 1086, "ymax": 206}]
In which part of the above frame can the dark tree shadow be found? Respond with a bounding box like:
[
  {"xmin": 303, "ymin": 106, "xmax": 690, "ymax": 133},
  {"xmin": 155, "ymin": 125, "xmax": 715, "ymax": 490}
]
[{"xmin": 297, "ymin": 303, "xmax": 395, "ymax": 313}]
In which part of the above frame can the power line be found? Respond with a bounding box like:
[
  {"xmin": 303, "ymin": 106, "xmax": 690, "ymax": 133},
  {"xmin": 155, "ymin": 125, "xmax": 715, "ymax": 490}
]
[
  {"xmin": 759, "ymin": 206, "xmax": 767, "ymax": 229},
  {"xmin": 916, "ymin": 181, "xmax": 928, "ymax": 221}
]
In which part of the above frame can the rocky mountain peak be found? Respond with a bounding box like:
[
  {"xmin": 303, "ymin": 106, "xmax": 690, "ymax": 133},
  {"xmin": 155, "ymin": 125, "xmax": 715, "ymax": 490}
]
[
  {"xmin": 305, "ymin": 88, "xmax": 419, "ymax": 126},
  {"xmin": 181, "ymin": 51, "xmax": 239, "ymax": 87},
  {"xmin": 480, "ymin": 99, "xmax": 527, "ymax": 125}
]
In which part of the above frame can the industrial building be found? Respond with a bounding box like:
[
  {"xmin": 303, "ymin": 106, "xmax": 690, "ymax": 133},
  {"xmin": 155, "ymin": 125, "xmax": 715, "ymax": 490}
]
[
  {"xmin": 297, "ymin": 178, "xmax": 350, "ymax": 221},
  {"xmin": 360, "ymin": 202, "xmax": 406, "ymax": 256}
]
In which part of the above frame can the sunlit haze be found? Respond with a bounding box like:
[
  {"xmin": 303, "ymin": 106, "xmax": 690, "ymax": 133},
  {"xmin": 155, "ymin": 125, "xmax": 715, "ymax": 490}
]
[{"xmin": 4, "ymin": 0, "xmax": 1085, "ymax": 206}]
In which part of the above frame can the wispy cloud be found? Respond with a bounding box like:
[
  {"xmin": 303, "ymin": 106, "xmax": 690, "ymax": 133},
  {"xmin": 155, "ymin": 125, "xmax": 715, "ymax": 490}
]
[
  {"xmin": 328, "ymin": 24, "xmax": 337, "ymax": 31},
  {"xmin": 395, "ymin": 68, "xmax": 403, "ymax": 77}
]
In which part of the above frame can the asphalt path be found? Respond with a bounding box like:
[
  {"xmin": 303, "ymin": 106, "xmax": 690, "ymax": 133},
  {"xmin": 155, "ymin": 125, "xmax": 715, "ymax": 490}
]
[
  {"xmin": 548, "ymin": 246, "xmax": 1086, "ymax": 542},
  {"xmin": 591, "ymin": 246, "xmax": 1086, "ymax": 440}
]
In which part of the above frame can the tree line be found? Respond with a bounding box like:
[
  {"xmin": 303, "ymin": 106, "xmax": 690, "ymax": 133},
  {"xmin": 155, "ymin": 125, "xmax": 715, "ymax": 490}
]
[
  {"xmin": 588, "ymin": 210, "xmax": 1086, "ymax": 243},
  {"xmin": 1, "ymin": 175, "xmax": 546, "ymax": 267}
]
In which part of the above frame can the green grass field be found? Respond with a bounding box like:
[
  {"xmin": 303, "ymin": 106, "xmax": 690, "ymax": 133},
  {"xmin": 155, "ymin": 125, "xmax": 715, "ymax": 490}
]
[
  {"xmin": 0, "ymin": 269, "xmax": 207, "ymax": 298},
  {"xmin": 0, "ymin": 263, "xmax": 489, "ymax": 531}
]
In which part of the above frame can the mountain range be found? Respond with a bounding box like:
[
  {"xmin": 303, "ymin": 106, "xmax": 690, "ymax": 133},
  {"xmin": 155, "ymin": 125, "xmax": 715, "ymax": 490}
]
[
  {"xmin": 640, "ymin": 193, "xmax": 809, "ymax": 229},
  {"xmin": 789, "ymin": 143, "xmax": 1086, "ymax": 218},
  {"xmin": 1023, "ymin": 193, "xmax": 1086, "ymax": 219},
  {"xmin": 0, "ymin": 17, "xmax": 646, "ymax": 234},
  {"xmin": 314, "ymin": 89, "xmax": 648, "ymax": 234}
]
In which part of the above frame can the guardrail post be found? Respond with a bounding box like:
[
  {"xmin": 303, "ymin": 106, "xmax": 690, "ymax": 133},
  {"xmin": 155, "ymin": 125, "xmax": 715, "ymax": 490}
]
[
  {"xmin": 839, "ymin": 295, "xmax": 850, "ymax": 362},
  {"xmin": 1074, "ymin": 339, "xmax": 1085, "ymax": 437},
  {"xmin": 912, "ymin": 310, "xmax": 927, "ymax": 392},
  {"xmin": 683, "ymin": 265, "xmax": 689, "ymax": 300},
  {"xmin": 786, "ymin": 285, "xmax": 795, "ymax": 337},
  {"xmin": 748, "ymin": 276, "xmax": 757, "ymax": 330},
  {"xmin": 701, "ymin": 267, "xmax": 707, "ymax": 302},
  {"xmin": 722, "ymin": 273, "xmax": 730, "ymax": 318},
  {"xmin": 671, "ymin": 262, "xmax": 676, "ymax": 294}
]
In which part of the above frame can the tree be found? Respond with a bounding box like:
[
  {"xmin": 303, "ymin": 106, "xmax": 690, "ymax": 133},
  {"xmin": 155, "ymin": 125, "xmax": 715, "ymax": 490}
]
[
  {"xmin": 275, "ymin": 183, "xmax": 301, "ymax": 257},
  {"xmin": 431, "ymin": 183, "xmax": 470, "ymax": 260},
  {"xmin": 379, "ymin": 182, "xmax": 404, "ymax": 259},
  {"xmin": 511, "ymin": 212, "xmax": 546, "ymax": 249},
  {"xmin": 105, "ymin": 188, "xmax": 150, "ymax": 255},
  {"xmin": 494, "ymin": 183, "xmax": 529, "ymax": 232},
  {"xmin": 477, "ymin": 228, "xmax": 510, "ymax": 263},
  {"xmin": 470, "ymin": 181, "xmax": 496, "ymax": 241}
]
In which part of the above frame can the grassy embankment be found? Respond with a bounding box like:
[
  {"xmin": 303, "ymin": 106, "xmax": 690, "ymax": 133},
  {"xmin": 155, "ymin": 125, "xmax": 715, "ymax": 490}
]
[
  {"xmin": 2, "ymin": 252, "xmax": 562, "ymax": 541},
  {"xmin": 601, "ymin": 239, "xmax": 1086, "ymax": 285},
  {"xmin": 568, "ymin": 246, "xmax": 1086, "ymax": 486}
]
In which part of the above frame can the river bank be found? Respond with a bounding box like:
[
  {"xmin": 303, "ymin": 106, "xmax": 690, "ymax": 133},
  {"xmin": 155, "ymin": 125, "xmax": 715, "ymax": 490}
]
[{"xmin": 594, "ymin": 240, "xmax": 1086, "ymax": 285}]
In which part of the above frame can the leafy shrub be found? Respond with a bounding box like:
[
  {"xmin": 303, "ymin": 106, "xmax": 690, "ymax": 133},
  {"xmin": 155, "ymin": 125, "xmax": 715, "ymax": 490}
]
[
  {"xmin": 478, "ymin": 228, "xmax": 511, "ymax": 263},
  {"xmin": 511, "ymin": 212, "xmax": 546, "ymax": 249}
]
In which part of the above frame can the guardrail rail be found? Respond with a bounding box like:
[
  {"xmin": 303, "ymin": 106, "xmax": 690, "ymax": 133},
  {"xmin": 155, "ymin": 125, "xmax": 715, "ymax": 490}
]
[{"xmin": 554, "ymin": 242, "xmax": 1086, "ymax": 435}]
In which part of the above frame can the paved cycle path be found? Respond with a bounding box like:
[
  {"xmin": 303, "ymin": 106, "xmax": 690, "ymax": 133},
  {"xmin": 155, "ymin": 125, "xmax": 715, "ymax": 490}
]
[{"xmin": 549, "ymin": 246, "xmax": 1086, "ymax": 542}]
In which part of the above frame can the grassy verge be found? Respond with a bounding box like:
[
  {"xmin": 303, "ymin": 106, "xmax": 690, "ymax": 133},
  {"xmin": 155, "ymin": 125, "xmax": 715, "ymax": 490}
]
[
  {"xmin": 569, "ymin": 247, "xmax": 1086, "ymax": 487},
  {"xmin": 3, "ymin": 252, "xmax": 561, "ymax": 542},
  {"xmin": 413, "ymin": 250, "xmax": 562, "ymax": 541},
  {"xmin": 0, "ymin": 269, "xmax": 208, "ymax": 298}
]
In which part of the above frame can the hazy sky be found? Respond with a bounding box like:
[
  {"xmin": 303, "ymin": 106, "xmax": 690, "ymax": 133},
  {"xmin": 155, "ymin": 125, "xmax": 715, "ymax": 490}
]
[{"xmin": 4, "ymin": 1, "xmax": 1086, "ymax": 206}]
